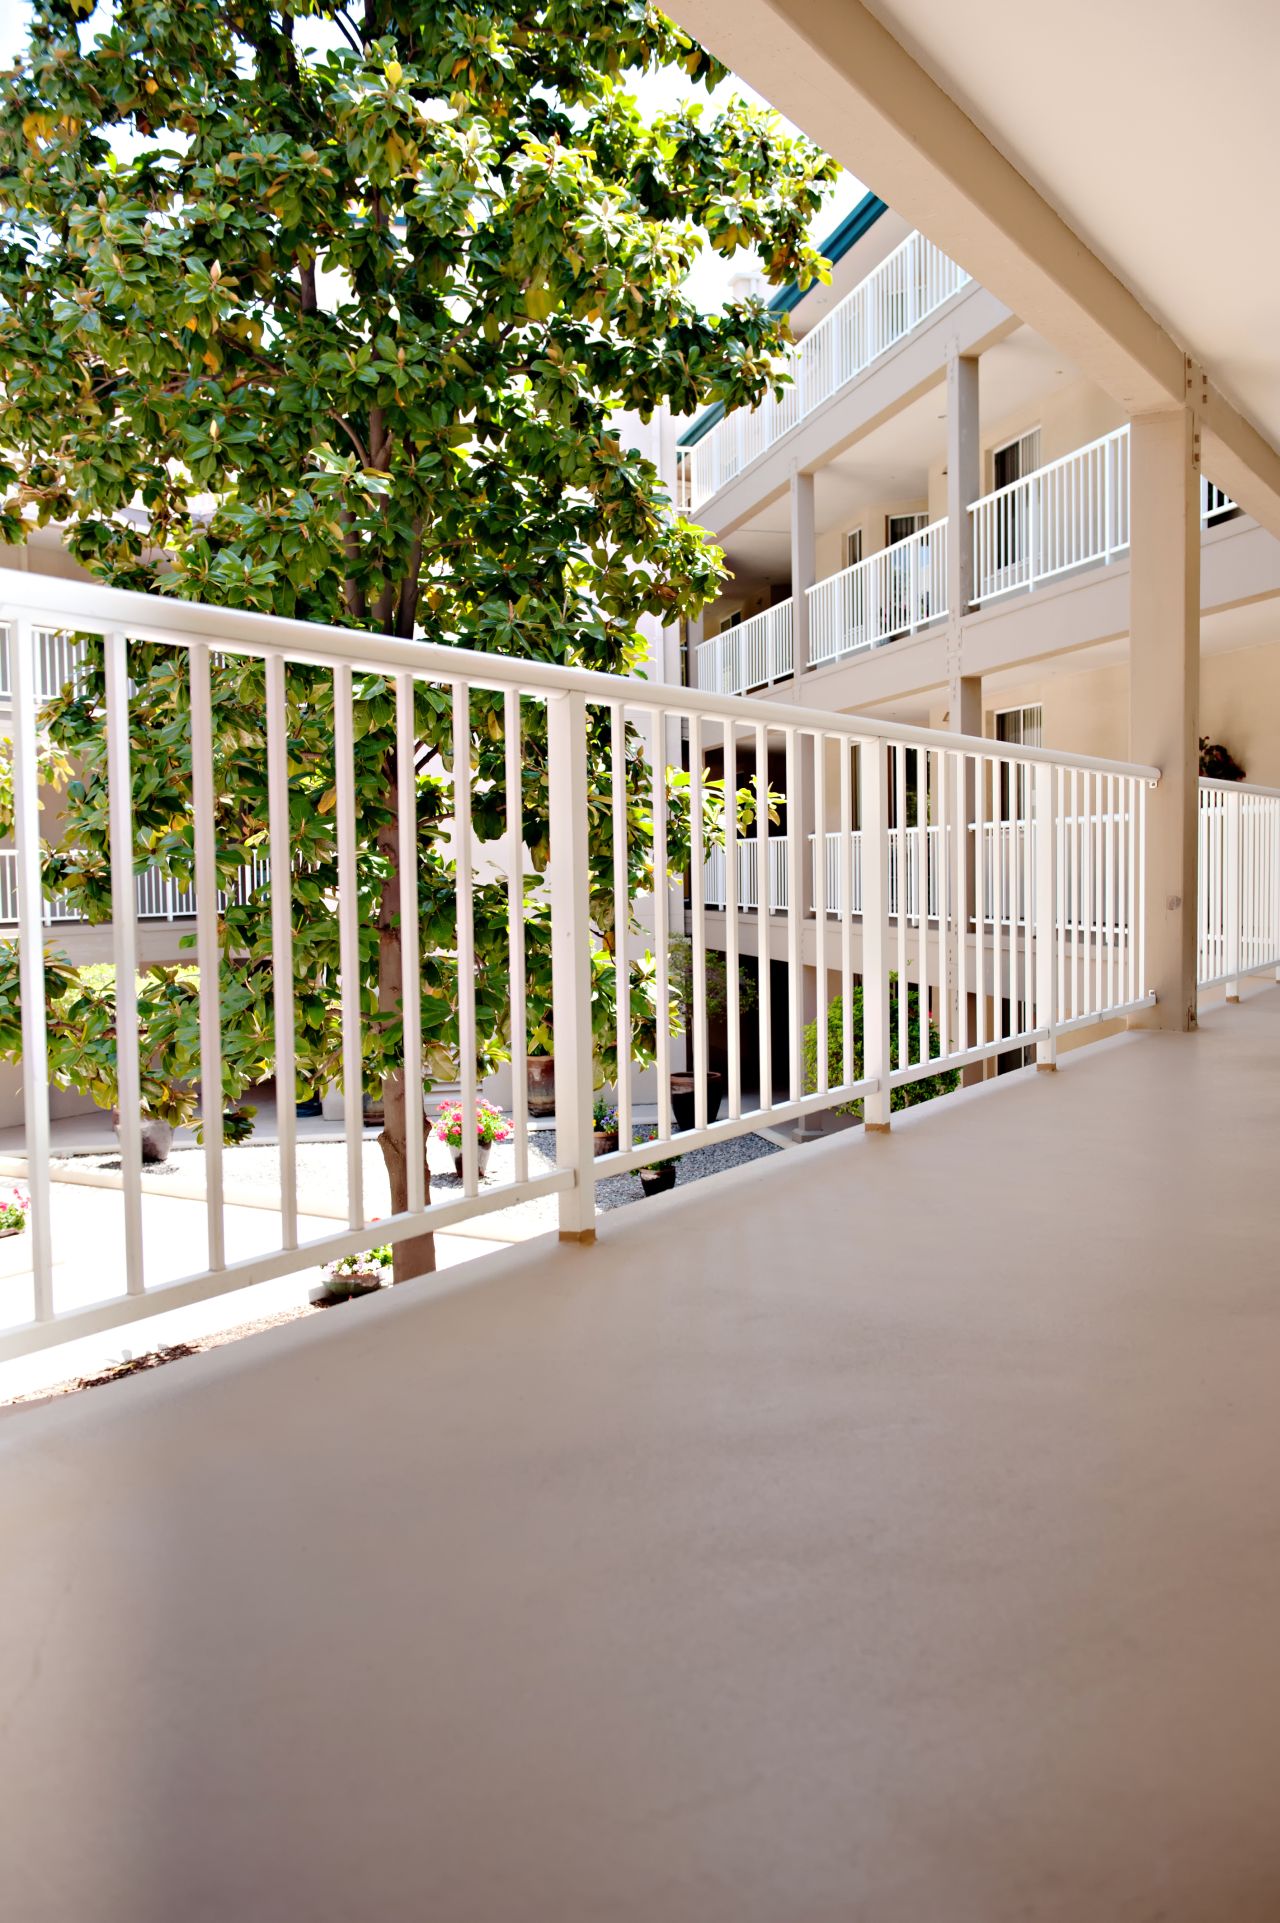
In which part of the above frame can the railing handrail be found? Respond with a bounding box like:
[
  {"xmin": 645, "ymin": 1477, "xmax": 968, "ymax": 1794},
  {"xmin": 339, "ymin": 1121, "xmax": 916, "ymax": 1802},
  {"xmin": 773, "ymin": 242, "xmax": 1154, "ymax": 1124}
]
[
  {"xmin": 967, "ymin": 424, "xmax": 1128, "ymax": 518},
  {"xmin": 676, "ymin": 230, "xmax": 970, "ymax": 508},
  {"xmin": 968, "ymin": 422, "xmax": 1233, "ymax": 525},
  {"xmin": 0, "ymin": 567, "xmax": 1159, "ymax": 781},
  {"xmin": 807, "ymin": 516, "xmax": 947, "ymax": 600},
  {"xmin": 1198, "ymin": 776, "xmax": 1280, "ymax": 800},
  {"xmin": 800, "ymin": 226, "xmax": 922, "ymax": 358}
]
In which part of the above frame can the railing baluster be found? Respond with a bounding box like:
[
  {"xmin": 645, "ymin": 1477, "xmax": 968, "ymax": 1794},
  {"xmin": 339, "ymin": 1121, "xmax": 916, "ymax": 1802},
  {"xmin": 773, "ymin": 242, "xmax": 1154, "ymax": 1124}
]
[
  {"xmin": 452, "ymin": 681, "xmax": 480, "ymax": 1197},
  {"xmin": 861, "ymin": 738, "xmax": 891, "ymax": 1129},
  {"xmin": 190, "ymin": 641, "xmax": 226, "ymax": 1272},
  {"xmin": 723, "ymin": 715, "xmax": 742, "ymax": 1121},
  {"xmin": 610, "ymin": 700, "xmax": 633, "ymax": 1153},
  {"xmin": 11, "ymin": 618, "xmax": 55, "ymax": 1317},
  {"xmin": 333, "ymin": 662, "xmax": 364, "ymax": 1231},
  {"xmin": 689, "ymin": 713, "xmax": 708, "ymax": 1133},
  {"xmin": 397, "ymin": 670, "xmax": 426, "ymax": 1213},
  {"xmin": 266, "ymin": 652, "xmax": 299, "ymax": 1249},
  {"xmin": 785, "ymin": 727, "xmax": 803, "ymax": 1102},
  {"xmin": 499, "ymin": 676, "xmax": 526, "ymax": 1184},
  {"xmin": 755, "ymin": 722, "xmax": 773, "ymax": 1114}
]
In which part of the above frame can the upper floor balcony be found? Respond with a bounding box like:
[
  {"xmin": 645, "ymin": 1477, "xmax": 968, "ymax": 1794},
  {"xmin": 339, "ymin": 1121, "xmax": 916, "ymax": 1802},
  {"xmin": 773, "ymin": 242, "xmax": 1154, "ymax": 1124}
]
[
  {"xmin": 694, "ymin": 428, "xmax": 1239, "ymax": 695},
  {"xmin": 676, "ymin": 230, "xmax": 970, "ymax": 514}
]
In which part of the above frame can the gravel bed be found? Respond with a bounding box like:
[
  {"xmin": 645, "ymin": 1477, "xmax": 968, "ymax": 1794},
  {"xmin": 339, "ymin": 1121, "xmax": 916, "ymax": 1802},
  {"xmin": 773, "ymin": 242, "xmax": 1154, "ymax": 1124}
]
[{"xmin": 57, "ymin": 1123, "xmax": 784, "ymax": 1237}]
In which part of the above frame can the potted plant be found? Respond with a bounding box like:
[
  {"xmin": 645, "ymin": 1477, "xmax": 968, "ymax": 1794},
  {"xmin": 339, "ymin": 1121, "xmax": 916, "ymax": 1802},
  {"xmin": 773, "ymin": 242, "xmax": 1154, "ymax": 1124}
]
[
  {"xmin": 639, "ymin": 1155, "xmax": 678, "ymax": 1198},
  {"xmin": 320, "ymin": 1243, "xmax": 392, "ymax": 1300},
  {"xmin": 1199, "ymin": 736, "xmax": 1246, "ymax": 781},
  {"xmin": 114, "ymin": 1111, "xmax": 174, "ymax": 1164},
  {"xmin": 592, "ymin": 1098, "xmax": 619, "ymax": 1156},
  {"xmin": 434, "ymin": 1099, "xmax": 512, "ymax": 1178},
  {"xmin": 667, "ymin": 938, "xmax": 759, "ymax": 1131},
  {"xmin": 0, "ymin": 1184, "xmax": 30, "ymax": 1239},
  {"xmin": 527, "ymin": 1053, "xmax": 556, "ymax": 1117}
]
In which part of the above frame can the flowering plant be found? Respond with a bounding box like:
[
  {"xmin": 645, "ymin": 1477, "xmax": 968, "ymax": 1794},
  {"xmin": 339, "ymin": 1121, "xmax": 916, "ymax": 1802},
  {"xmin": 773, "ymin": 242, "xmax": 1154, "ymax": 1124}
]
[
  {"xmin": 0, "ymin": 1185, "xmax": 30, "ymax": 1234},
  {"xmin": 433, "ymin": 1100, "xmax": 512, "ymax": 1150},
  {"xmin": 323, "ymin": 1245, "xmax": 392, "ymax": 1282},
  {"xmin": 592, "ymin": 1099, "xmax": 618, "ymax": 1132}
]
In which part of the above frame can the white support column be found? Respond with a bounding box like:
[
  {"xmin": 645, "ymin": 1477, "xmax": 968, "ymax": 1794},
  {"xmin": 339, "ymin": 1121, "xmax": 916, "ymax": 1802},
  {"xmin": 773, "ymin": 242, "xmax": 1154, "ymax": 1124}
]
[
  {"xmin": 687, "ymin": 611, "xmax": 705, "ymax": 691},
  {"xmin": 1128, "ymin": 407, "xmax": 1200, "ymax": 1030},
  {"xmin": 789, "ymin": 464, "xmax": 816, "ymax": 674},
  {"xmin": 945, "ymin": 344, "xmax": 980, "ymax": 620}
]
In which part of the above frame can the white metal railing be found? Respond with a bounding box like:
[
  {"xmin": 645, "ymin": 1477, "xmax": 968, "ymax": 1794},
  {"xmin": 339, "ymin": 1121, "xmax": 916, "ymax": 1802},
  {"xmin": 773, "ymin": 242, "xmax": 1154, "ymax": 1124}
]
[
  {"xmin": 808, "ymin": 520, "xmax": 948, "ymax": 664},
  {"xmin": 676, "ymin": 231, "xmax": 970, "ymax": 511},
  {"xmin": 695, "ymin": 601, "xmax": 794, "ymax": 694},
  {"xmin": 0, "ymin": 567, "xmax": 1160, "ymax": 1362},
  {"xmin": 969, "ymin": 427, "xmax": 1237, "ymax": 604},
  {"xmin": 0, "ymin": 624, "xmax": 90, "ymax": 704},
  {"xmin": 1197, "ymin": 779, "xmax": 1280, "ymax": 990},
  {"xmin": 709, "ymin": 815, "xmax": 1135, "ymax": 940},
  {"xmin": 0, "ymin": 849, "xmax": 271, "ymax": 927}
]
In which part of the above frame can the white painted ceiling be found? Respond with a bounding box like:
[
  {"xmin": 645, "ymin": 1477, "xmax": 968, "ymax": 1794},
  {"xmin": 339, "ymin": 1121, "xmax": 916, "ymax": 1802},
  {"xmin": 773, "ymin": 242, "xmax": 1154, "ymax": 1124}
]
[{"xmin": 863, "ymin": 0, "xmax": 1280, "ymax": 447}]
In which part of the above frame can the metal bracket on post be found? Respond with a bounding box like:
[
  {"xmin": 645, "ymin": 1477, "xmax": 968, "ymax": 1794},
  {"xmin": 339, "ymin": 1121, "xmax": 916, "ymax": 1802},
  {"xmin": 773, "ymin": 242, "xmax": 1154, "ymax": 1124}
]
[
  {"xmin": 547, "ymin": 688, "xmax": 598, "ymax": 1241},
  {"xmin": 1034, "ymin": 760, "xmax": 1058, "ymax": 1069},
  {"xmin": 861, "ymin": 737, "xmax": 892, "ymax": 1131}
]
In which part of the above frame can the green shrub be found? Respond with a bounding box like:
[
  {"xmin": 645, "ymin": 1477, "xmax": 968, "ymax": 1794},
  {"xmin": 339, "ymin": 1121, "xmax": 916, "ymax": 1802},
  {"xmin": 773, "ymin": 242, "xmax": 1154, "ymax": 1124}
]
[{"xmin": 802, "ymin": 979, "xmax": 960, "ymax": 1121}]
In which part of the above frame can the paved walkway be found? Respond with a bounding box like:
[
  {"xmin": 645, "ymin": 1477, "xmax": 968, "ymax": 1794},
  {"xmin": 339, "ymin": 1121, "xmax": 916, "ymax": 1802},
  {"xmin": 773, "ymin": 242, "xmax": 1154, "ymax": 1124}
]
[{"xmin": 2, "ymin": 990, "xmax": 1280, "ymax": 1920}]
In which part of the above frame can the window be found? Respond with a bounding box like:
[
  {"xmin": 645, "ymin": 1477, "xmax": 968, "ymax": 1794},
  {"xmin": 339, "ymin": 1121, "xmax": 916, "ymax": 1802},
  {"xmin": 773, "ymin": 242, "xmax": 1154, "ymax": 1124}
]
[
  {"xmin": 994, "ymin": 705, "xmax": 1043, "ymax": 817},
  {"xmin": 992, "ymin": 428, "xmax": 1041, "ymax": 492},
  {"xmin": 844, "ymin": 528, "xmax": 863, "ymax": 570},
  {"xmin": 990, "ymin": 430, "xmax": 1042, "ymax": 581},
  {"xmin": 718, "ymin": 611, "xmax": 742, "ymax": 635},
  {"xmin": 885, "ymin": 512, "xmax": 929, "ymax": 548},
  {"xmin": 884, "ymin": 515, "xmax": 931, "ymax": 636}
]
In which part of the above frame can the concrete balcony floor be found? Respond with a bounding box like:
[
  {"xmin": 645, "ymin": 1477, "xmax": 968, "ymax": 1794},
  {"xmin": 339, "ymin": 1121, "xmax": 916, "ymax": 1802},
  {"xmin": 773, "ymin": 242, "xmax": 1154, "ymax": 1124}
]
[{"xmin": 3, "ymin": 989, "xmax": 1280, "ymax": 1921}]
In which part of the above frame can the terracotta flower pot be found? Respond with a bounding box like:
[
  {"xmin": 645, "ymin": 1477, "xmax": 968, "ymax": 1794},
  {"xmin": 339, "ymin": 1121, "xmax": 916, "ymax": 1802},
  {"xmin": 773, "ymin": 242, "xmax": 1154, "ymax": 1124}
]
[
  {"xmin": 593, "ymin": 1129, "xmax": 619, "ymax": 1157},
  {"xmin": 527, "ymin": 1056, "xmax": 556, "ymax": 1117}
]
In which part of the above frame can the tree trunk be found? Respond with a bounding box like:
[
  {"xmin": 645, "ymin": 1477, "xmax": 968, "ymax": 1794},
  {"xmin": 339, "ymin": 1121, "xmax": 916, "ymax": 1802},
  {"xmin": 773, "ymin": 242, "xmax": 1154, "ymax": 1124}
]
[{"xmin": 376, "ymin": 757, "xmax": 435, "ymax": 1284}]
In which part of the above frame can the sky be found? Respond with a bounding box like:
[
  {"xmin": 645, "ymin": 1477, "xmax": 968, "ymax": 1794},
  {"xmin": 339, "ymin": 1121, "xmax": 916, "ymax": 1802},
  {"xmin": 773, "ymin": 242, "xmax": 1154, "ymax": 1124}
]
[{"xmin": 0, "ymin": 0, "xmax": 865, "ymax": 310}]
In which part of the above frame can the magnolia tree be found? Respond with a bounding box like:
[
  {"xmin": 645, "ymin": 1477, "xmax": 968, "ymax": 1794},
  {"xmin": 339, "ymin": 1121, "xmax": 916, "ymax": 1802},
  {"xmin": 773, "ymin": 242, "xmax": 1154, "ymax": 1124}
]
[{"xmin": 0, "ymin": 0, "xmax": 833, "ymax": 1278}]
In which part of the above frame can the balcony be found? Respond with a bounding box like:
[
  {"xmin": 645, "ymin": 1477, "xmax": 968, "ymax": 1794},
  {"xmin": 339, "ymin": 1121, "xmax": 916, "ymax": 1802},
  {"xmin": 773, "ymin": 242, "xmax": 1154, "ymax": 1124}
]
[
  {"xmin": 677, "ymin": 231, "xmax": 970, "ymax": 513},
  {"xmin": 3, "ymin": 568, "xmax": 1280, "ymax": 1915},
  {"xmin": 808, "ymin": 518, "xmax": 948, "ymax": 663},
  {"xmin": 694, "ymin": 599, "xmax": 794, "ymax": 695},
  {"xmin": 0, "ymin": 849, "xmax": 271, "ymax": 927},
  {"xmin": 969, "ymin": 425, "xmax": 1235, "ymax": 604},
  {"xmin": 5, "ymin": 564, "xmax": 1279, "ymax": 1361}
]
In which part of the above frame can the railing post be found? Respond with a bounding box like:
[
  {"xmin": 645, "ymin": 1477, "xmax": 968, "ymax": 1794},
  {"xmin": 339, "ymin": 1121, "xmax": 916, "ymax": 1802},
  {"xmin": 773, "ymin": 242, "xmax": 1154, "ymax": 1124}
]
[
  {"xmin": 10, "ymin": 617, "xmax": 54, "ymax": 1319},
  {"xmin": 547, "ymin": 687, "xmax": 597, "ymax": 1241},
  {"xmin": 1028, "ymin": 475, "xmax": 1039, "ymax": 590},
  {"xmin": 861, "ymin": 737, "xmax": 892, "ymax": 1131},
  {"xmin": 1034, "ymin": 760, "xmax": 1058, "ymax": 1068},
  {"xmin": 1225, "ymin": 785, "xmax": 1241, "ymax": 1002},
  {"xmin": 1104, "ymin": 433, "xmax": 1116, "ymax": 562}
]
